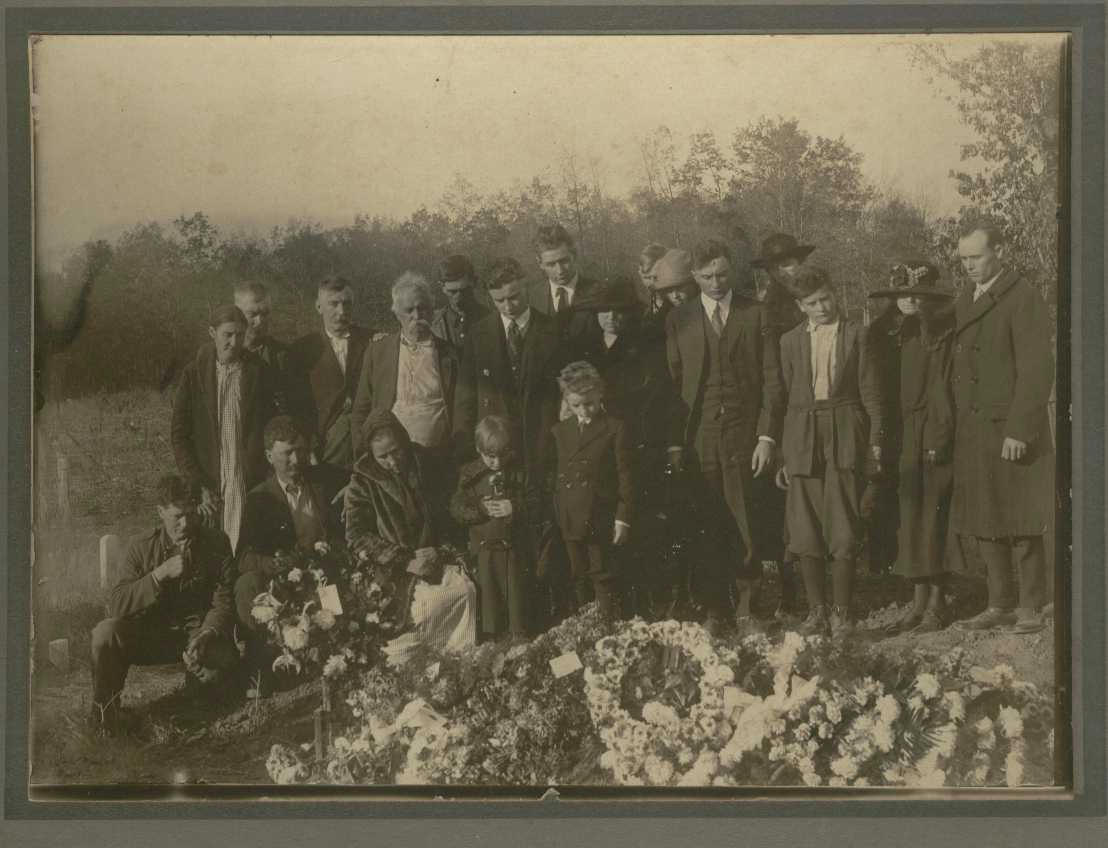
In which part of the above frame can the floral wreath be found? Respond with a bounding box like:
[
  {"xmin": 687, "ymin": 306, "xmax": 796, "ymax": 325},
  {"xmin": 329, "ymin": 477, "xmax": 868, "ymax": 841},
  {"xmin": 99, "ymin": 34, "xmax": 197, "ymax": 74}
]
[{"xmin": 583, "ymin": 619, "xmax": 741, "ymax": 786}]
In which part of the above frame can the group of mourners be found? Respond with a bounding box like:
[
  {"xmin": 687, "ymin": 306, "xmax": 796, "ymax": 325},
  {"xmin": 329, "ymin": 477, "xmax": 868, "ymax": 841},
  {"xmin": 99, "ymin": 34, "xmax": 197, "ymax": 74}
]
[{"xmin": 86, "ymin": 222, "xmax": 1056, "ymax": 733}]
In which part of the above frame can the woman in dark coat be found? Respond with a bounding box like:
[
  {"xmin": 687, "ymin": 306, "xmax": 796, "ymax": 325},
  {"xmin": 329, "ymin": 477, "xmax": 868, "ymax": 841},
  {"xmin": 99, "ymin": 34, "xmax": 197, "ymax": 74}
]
[
  {"xmin": 345, "ymin": 409, "xmax": 477, "ymax": 663},
  {"xmin": 574, "ymin": 274, "xmax": 682, "ymax": 617},
  {"xmin": 867, "ymin": 259, "xmax": 961, "ymax": 633}
]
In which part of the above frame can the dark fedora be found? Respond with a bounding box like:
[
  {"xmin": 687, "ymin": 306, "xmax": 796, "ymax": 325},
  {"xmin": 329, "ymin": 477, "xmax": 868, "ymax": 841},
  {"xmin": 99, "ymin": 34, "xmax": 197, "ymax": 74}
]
[
  {"xmin": 573, "ymin": 275, "xmax": 641, "ymax": 313},
  {"xmin": 751, "ymin": 233, "xmax": 817, "ymax": 269},
  {"xmin": 867, "ymin": 257, "xmax": 955, "ymax": 299}
]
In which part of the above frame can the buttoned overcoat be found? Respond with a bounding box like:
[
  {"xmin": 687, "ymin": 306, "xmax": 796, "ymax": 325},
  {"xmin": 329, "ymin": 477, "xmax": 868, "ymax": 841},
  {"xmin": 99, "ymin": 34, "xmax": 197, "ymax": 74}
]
[{"xmin": 949, "ymin": 268, "xmax": 1054, "ymax": 538}]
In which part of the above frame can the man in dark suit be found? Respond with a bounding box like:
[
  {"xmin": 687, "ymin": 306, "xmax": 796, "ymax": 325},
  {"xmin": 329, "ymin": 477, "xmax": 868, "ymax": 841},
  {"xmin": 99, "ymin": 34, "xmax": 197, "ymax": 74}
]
[
  {"xmin": 665, "ymin": 238, "xmax": 785, "ymax": 633},
  {"xmin": 431, "ymin": 254, "xmax": 489, "ymax": 357},
  {"xmin": 289, "ymin": 275, "xmax": 371, "ymax": 472},
  {"xmin": 454, "ymin": 257, "xmax": 563, "ymax": 483},
  {"xmin": 234, "ymin": 280, "xmax": 293, "ymax": 416},
  {"xmin": 528, "ymin": 223, "xmax": 602, "ymax": 354},
  {"xmin": 171, "ymin": 304, "xmax": 276, "ymax": 552},
  {"xmin": 89, "ymin": 474, "xmax": 238, "ymax": 732},
  {"xmin": 351, "ymin": 272, "xmax": 458, "ymax": 462},
  {"xmin": 950, "ymin": 225, "xmax": 1055, "ymax": 634},
  {"xmin": 233, "ymin": 415, "xmax": 345, "ymax": 631}
]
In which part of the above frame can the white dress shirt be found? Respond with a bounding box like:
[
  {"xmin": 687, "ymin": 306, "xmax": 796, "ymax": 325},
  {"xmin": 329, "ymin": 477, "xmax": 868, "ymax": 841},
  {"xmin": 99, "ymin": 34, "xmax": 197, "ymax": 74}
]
[
  {"xmin": 278, "ymin": 474, "xmax": 324, "ymax": 548},
  {"xmin": 549, "ymin": 275, "xmax": 578, "ymax": 311},
  {"xmin": 325, "ymin": 329, "xmax": 350, "ymax": 374},
  {"xmin": 700, "ymin": 289, "xmax": 733, "ymax": 327},
  {"xmin": 807, "ymin": 319, "xmax": 841, "ymax": 401},
  {"xmin": 499, "ymin": 309, "xmax": 533, "ymax": 337}
]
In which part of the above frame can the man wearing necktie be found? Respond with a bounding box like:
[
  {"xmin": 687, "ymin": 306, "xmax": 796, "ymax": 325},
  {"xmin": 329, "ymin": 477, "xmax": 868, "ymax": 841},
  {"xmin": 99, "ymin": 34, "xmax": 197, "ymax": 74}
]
[
  {"xmin": 351, "ymin": 273, "xmax": 459, "ymax": 514},
  {"xmin": 949, "ymin": 226, "xmax": 1055, "ymax": 635},
  {"xmin": 528, "ymin": 223, "xmax": 602, "ymax": 356},
  {"xmin": 664, "ymin": 238, "xmax": 785, "ymax": 634},
  {"xmin": 289, "ymin": 276, "xmax": 371, "ymax": 473}
]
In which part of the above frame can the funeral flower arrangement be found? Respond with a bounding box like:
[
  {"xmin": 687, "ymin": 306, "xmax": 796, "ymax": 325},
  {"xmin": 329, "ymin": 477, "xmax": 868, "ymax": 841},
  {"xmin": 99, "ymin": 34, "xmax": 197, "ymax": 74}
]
[
  {"xmin": 264, "ymin": 598, "xmax": 1055, "ymax": 788},
  {"xmin": 248, "ymin": 541, "xmax": 401, "ymax": 679}
]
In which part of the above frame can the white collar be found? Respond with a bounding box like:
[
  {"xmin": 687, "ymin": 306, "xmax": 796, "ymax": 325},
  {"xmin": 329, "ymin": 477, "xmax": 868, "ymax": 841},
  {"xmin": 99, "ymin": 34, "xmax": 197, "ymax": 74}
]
[
  {"xmin": 806, "ymin": 317, "xmax": 841, "ymax": 333},
  {"xmin": 700, "ymin": 289, "xmax": 733, "ymax": 315},
  {"xmin": 975, "ymin": 270, "xmax": 1003, "ymax": 291},
  {"xmin": 500, "ymin": 309, "xmax": 532, "ymax": 334},
  {"xmin": 550, "ymin": 274, "xmax": 578, "ymax": 294},
  {"xmin": 277, "ymin": 474, "xmax": 305, "ymax": 497},
  {"xmin": 325, "ymin": 328, "xmax": 351, "ymax": 342}
]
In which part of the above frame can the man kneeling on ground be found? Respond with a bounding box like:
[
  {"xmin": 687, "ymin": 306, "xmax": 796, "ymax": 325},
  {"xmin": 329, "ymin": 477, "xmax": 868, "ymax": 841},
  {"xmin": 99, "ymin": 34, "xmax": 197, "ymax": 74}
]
[{"xmin": 89, "ymin": 474, "xmax": 239, "ymax": 733}]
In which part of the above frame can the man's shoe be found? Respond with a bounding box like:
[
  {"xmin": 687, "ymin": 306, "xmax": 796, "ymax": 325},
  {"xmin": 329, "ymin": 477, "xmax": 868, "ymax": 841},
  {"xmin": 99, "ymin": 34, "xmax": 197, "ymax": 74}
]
[
  {"xmin": 1001, "ymin": 608, "xmax": 1046, "ymax": 635},
  {"xmin": 953, "ymin": 607, "xmax": 1017, "ymax": 631},
  {"xmin": 829, "ymin": 606, "xmax": 854, "ymax": 638},
  {"xmin": 796, "ymin": 604, "xmax": 830, "ymax": 637}
]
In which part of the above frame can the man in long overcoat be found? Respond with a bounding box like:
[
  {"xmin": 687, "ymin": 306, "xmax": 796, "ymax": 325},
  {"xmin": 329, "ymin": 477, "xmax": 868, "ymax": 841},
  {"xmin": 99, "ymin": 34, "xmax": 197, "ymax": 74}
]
[
  {"xmin": 950, "ymin": 226, "xmax": 1054, "ymax": 634},
  {"xmin": 665, "ymin": 237, "xmax": 785, "ymax": 632}
]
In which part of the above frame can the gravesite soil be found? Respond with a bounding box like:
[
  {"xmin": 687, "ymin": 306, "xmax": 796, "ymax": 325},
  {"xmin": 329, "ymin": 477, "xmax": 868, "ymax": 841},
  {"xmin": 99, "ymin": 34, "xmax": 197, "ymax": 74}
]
[{"xmin": 29, "ymin": 392, "xmax": 1059, "ymax": 787}]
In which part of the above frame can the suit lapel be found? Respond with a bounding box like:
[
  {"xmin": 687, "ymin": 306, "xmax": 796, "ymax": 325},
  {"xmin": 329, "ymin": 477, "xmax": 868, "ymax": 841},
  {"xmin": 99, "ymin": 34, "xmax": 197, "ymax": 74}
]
[
  {"xmin": 828, "ymin": 321, "xmax": 852, "ymax": 396},
  {"xmin": 797, "ymin": 327, "xmax": 815, "ymax": 403},
  {"xmin": 200, "ymin": 346, "xmax": 219, "ymax": 433},
  {"xmin": 346, "ymin": 329, "xmax": 367, "ymax": 392},
  {"xmin": 956, "ymin": 268, "xmax": 1018, "ymax": 334},
  {"xmin": 574, "ymin": 416, "xmax": 608, "ymax": 455}
]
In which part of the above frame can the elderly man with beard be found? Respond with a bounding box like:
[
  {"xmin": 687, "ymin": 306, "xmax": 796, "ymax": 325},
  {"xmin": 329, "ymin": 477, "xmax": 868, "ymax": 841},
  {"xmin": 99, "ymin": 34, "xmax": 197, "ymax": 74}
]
[
  {"xmin": 351, "ymin": 272, "xmax": 459, "ymax": 498},
  {"xmin": 89, "ymin": 475, "xmax": 238, "ymax": 733}
]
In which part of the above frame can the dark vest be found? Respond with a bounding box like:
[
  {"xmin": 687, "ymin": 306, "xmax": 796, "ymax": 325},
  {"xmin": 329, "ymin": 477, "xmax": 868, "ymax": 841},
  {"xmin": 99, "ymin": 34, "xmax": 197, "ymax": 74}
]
[{"xmin": 699, "ymin": 309, "xmax": 744, "ymax": 429}]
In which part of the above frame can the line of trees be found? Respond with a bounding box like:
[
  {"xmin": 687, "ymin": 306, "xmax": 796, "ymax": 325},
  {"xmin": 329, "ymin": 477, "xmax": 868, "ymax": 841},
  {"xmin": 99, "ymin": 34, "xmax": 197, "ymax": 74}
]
[{"xmin": 37, "ymin": 41, "xmax": 1060, "ymax": 401}]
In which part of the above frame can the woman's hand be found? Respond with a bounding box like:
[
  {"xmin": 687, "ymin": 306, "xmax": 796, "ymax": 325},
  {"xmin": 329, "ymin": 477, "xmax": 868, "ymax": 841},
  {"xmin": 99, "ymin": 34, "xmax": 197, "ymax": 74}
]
[
  {"xmin": 775, "ymin": 466, "xmax": 790, "ymax": 491},
  {"xmin": 483, "ymin": 498, "xmax": 514, "ymax": 518}
]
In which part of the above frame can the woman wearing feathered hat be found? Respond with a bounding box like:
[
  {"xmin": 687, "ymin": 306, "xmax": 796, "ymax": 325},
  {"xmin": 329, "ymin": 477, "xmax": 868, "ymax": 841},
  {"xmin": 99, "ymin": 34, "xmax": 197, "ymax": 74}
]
[{"xmin": 866, "ymin": 257, "xmax": 963, "ymax": 634}]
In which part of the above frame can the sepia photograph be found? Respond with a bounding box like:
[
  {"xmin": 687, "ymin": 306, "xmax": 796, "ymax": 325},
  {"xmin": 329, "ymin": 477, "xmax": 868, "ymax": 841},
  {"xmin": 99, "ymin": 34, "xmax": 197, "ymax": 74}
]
[{"xmin": 27, "ymin": 31, "xmax": 1068, "ymax": 794}]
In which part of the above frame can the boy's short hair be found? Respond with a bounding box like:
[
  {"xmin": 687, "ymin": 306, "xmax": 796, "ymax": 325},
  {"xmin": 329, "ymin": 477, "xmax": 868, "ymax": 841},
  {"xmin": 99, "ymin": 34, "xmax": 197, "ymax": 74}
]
[
  {"xmin": 233, "ymin": 280, "xmax": 269, "ymax": 301},
  {"xmin": 475, "ymin": 415, "xmax": 515, "ymax": 456},
  {"xmin": 485, "ymin": 257, "xmax": 525, "ymax": 291},
  {"xmin": 533, "ymin": 223, "xmax": 576, "ymax": 255},
  {"xmin": 263, "ymin": 415, "xmax": 304, "ymax": 451},
  {"xmin": 155, "ymin": 474, "xmax": 199, "ymax": 509},
  {"xmin": 557, "ymin": 360, "xmax": 605, "ymax": 397},
  {"xmin": 691, "ymin": 238, "xmax": 732, "ymax": 271},
  {"xmin": 959, "ymin": 223, "xmax": 1006, "ymax": 250},
  {"xmin": 438, "ymin": 254, "xmax": 475, "ymax": 284},
  {"xmin": 785, "ymin": 265, "xmax": 833, "ymax": 300},
  {"xmin": 208, "ymin": 304, "xmax": 247, "ymax": 329}
]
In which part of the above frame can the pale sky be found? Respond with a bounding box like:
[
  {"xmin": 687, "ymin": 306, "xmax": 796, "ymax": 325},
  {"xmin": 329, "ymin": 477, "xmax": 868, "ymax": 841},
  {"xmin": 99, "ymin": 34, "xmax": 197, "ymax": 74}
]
[{"xmin": 31, "ymin": 33, "xmax": 1064, "ymax": 273}]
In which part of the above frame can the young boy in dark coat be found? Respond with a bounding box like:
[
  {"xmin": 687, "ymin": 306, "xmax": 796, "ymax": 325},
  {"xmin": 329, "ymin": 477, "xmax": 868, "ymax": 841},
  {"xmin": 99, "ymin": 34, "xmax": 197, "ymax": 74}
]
[
  {"xmin": 550, "ymin": 361, "xmax": 634, "ymax": 619},
  {"xmin": 776, "ymin": 266, "xmax": 883, "ymax": 637},
  {"xmin": 451, "ymin": 415, "xmax": 534, "ymax": 639}
]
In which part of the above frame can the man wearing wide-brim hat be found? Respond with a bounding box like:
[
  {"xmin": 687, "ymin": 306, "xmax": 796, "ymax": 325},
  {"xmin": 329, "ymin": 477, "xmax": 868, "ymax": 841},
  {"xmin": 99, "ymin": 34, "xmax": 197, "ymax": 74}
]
[{"xmin": 865, "ymin": 256, "xmax": 963, "ymax": 635}]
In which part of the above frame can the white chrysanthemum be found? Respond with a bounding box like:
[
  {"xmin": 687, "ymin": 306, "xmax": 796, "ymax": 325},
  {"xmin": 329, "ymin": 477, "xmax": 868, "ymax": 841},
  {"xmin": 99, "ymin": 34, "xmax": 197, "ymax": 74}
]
[
  {"xmin": 873, "ymin": 723, "xmax": 894, "ymax": 753},
  {"xmin": 313, "ymin": 541, "xmax": 330, "ymax": 555},
  {"xmin": 642, "ymin": 701, "xmax": 680, "ymax": 727},
  {"xmin": 830, "ymin": 756, "xmax": 859, "ymax": 780},
  {"xmin": 282, "ymin": 625, "xmax": 309, "ymax": 651},
  {"xmin": 908, "ymin": 695, "xmax": 925, "ymax": 713},
  {"xmin": 914, "ymin": 673, "xmax": 941, "ymax": 700},
  {"xmin": 997, "ymin": 706, "xmax": 1024, "ymax": 739},
  {"xmin": 323, "ymin": 653, "xmax": 347, "ymax": 678},
  {"xmin": 943, "ymin": 691, "xmax": 966, "ymax": 722},
  {"xmin": 286, "ymin": 567, "xmax": 303, "ymax": 583},
  {"xmin": 251, "ymin": 605, "xmax": 277, "ymax": 624},
  {"xmin": 877, "ymin": 694, "xmax": 900, "ymax": 723},
  {"xmin": 312, "ymin": 608, "xmax": 336, "ymax": 631}
]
